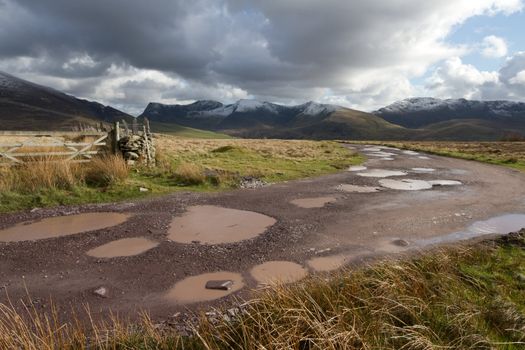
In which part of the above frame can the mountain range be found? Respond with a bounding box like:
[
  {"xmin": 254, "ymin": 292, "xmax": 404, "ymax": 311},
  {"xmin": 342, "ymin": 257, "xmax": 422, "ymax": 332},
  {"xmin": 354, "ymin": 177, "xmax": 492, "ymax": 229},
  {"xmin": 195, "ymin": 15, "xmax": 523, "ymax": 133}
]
[{"xmin": 1, "ymin": 71, "xmax": 524, "ymax": 140}]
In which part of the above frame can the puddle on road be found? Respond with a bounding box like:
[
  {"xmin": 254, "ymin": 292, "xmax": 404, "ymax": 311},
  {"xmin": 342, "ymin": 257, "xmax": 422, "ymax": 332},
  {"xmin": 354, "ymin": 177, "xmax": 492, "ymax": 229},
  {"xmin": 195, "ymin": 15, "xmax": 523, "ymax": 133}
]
[
  {"xmin": 0, "ymin": 213, "xmax": 131, "ymax": 242},
  {"xmin": 348, "ymin": 165, "xmax": 367, "ymax": 172},
  {"xmin": 428, "ymin": 180, "xmax": 463, "ymax": 186},
  {"xmin": 168, "ymin": 205, "xmax": 276, "ymax": 244},
  {"xmin": 418, "ymin": 156, "xmax": 431, "ymax": 160},
  {"xmin": 367, "ymin": 152, "xmax": 397, "ymax": 157},
  {"xmin": 403, "ymin": 150, "xmax": 419, "ymax": 155},
  {"xmin": 379, "ymin": 179, "xmax": 433, "ymax": 191},
  {"xmin": 250, "ymin": 261, "xmax": 308, "ymax": 284},
  {"xmin": 357, "ymin": 169, "xmax": 407, "ymax": 178},
  {"xmin": 338, "ymin": 184, "xmax": 380, "ymax": 193},
  {"xmin": 291, "ymin": 197, "xmax": 337, "ymax": 208},
  {"xmin": 362, "ymin": 147, "xmax": 382, "ymax": 152},
  {"xmin": 417, "ymin": 214, "xmax": 525, "ymax": 246},
  {"xmin": 307, "ymin": 255, "xmax": 348, "ymax": 272},
  {"xmin": 412, "ymin": 168, "xmax": 435, "ymax": 172},
  {"xmin": 86, "ymin": 237, "xmax": 159, "ymax": 258},
  {"xmin": 380, "ymin": 157, "xmax": 394, "ymax": 161},
  {"xmin": 165, "ymin": 271, "xmax": 244, "ymax": 304}
]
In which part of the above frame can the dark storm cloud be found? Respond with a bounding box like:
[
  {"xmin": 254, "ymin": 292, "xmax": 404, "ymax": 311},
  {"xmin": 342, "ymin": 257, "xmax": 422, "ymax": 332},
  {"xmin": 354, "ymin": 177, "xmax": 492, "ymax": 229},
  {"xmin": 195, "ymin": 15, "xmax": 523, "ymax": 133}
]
[{"xmin": 0, "ymin": 0, "xmax": 523, "ymax": 113}]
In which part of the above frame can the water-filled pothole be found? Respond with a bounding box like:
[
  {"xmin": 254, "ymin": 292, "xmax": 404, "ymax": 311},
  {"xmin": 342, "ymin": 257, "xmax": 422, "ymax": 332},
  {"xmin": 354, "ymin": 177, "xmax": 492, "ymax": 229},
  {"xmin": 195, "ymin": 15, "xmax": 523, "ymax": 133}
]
[
  {"xmin": 357, "ymin": 169, "xmax": 407, "ymax": 178},
  {"xmin": 428, "ymin": 180, "xmax": 462, "ymax": 186},
  {"xmin": 348, "ymin": 165, "xmax": 367, "ymax": 172},
  {"xmin": 307, "ymin": 255, "xmax": 348, "ymax": 272},
  {"xmin": 367, "ymin": 152, "xmax": 397, "ymax": 157},
  {"xmin": 290, "ymin": 197, "xmax": 337, "ymax": 208},
  {"xmin": 379, "ymin": 179, "xmax": 433, "ymax": 191},
  {"xmin": 403, "ymin": 150, "xmax": 419, "ymax": 155},
  {"xmin": 168, "ymin": 205, "xmax": 276, "ymax": 244},
  {"xmin": 86, "ymin": 237, "xmax": 159, "ymax": 258},
  {"xmin": 411, "ymin": 168, "xmax": 435, "ymax": 172},
  {"xmin": 0, "ymin": 213, "xmax": 131, "ymax": 242},
  {"xmin": 417, "ymin": 214, "xmax": 525, "ymax": 246},
  {"xmin": 164, "ymin": 271, "xmax": 244, "ymax": 304},
  {"xmin": 250, "ymin": 261, "xmax": 308, "ymax": 284},
  {"xmin": 338, "ymin": 184, "xmax": 380, "ymax": 193},
  {"xmin": 362, "ymin": 147, "xmax": 382, "ymax": 152}
]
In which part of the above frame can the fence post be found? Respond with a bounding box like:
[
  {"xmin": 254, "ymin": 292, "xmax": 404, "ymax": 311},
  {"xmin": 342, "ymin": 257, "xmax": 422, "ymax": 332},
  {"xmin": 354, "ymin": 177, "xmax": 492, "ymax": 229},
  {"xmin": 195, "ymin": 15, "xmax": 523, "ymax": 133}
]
[{"xmin": 113, "ymin": 121, "xmax": 120, "ymax": 154}]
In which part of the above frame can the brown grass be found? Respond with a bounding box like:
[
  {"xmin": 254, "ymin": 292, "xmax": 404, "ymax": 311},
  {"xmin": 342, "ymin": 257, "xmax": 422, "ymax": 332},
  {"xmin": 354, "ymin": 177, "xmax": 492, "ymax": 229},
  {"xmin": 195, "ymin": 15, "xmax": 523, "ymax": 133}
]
[
  {"xmin": 172, "ymin": 162, "xmax": 206, "ymax": 185},
  {"xmin": 85, "ymin": 155, "xmax": 129, "ymax": 187}
]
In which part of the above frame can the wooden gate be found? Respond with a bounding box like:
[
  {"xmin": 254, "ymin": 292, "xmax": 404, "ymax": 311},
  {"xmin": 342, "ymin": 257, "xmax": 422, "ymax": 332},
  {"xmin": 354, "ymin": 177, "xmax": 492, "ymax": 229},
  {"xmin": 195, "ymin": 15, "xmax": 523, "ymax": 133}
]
[{"xmin": 0, "ymin": 131, "xmax": 109, "ymax": 165}]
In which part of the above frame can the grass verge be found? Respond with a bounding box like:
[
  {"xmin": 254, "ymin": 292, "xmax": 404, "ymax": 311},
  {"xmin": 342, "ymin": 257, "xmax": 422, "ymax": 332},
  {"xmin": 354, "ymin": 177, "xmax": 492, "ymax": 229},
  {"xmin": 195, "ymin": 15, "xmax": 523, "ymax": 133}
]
[
  {"xmin": 1, "ymin": 231, "xmax": 524, "ymax": 349},
  {"xmin": 0, "ymin": 137, "xmax": 361, "ymax": 213},
  {"xmin": 368, "ymin": 141, "xmax": 525, "ymax": 171}
]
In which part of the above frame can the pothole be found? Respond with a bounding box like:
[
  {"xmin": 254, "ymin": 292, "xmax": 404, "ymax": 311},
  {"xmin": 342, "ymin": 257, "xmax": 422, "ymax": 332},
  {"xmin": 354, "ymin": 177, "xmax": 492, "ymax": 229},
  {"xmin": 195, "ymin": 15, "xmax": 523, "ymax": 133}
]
[
  {"xmin": 307, "ymin": 255, "xmax": 348, "ymax": 272},
  {"xmin": 367, "ymin": 152, "xmax": 397, "ymax": 157},
  {"xmin": 379, "ymin": 179, "xmax": 433, "ymax": 191},
  {"xmin": 428, "ymin": 180, "xmax": 462, "ymax": 186},
  {"xmin": 86, "ymin": 237, "xmax": 159, "ymax": 258},
  {"xmin": 362, "ymin": 147, "xmax": 382, "ymax": 152},
  {"xmin": 290, "ymin": 197, "xmax": 337, "ymax": 208},
  {"xmin": 418, "ymin": 156, "xmax": 431, "ymax": 160},
  {"xmin": 250, "ymin": 261, "xmax": 308, "ymax": 284},
  {"xmin": 380, "ymin": 157, "xmax": 394, "ymax": 161},
  {"xmin": 164, "ymin": 271, "xmax": 244, "ymax": 304},
  {"xmin": 403, "ymin": 150, "xmax": 419, "ymax": 155},
  {"xmin": 411, "ymin": 167, "xmax": 435, "ymax": 172},
  {"xmin": 417, "ymin": 214, "xmax": 525, "ymax": 246},
  {"xmin": 337, "ymin": 184, "xmax": 380, "ymax": 193},
  {"xmin": 357, "ymin": 169, "xmax": 407, "ymax": 178},
  {"xmin": 0, "ymin": 213, "xmax": 131, "ymax": 242},
  {"xmin": 167, "ymin": 205, "xmax": 276, "ymax": 244},
  {"xmin": 348, "ymin": 165, "xmax": 367, "ymax": 172}
]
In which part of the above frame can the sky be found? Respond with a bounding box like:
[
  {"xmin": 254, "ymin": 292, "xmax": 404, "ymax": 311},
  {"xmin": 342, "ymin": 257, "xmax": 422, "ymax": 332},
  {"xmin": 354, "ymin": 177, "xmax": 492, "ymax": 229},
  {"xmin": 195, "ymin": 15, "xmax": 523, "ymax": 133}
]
[{"xmin": 0, "ymin": 0, "xmax": 524, "ymax": 115}]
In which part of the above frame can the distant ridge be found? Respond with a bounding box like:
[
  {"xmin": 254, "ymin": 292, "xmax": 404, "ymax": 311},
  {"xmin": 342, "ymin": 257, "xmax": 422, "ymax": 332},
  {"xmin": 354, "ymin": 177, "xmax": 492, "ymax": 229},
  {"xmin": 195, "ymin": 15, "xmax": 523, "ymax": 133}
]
[{"xmin": 0, "ymin": 71, "xmax": 133, "ymax": 130}]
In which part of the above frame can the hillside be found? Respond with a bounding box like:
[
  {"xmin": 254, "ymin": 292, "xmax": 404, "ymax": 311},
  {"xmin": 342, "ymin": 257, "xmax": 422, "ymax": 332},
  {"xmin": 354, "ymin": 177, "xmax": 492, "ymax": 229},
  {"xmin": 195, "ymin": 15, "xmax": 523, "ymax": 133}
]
[{"xmin": 0, "ymin": 71, "xmax": 133, "ymax": 130}]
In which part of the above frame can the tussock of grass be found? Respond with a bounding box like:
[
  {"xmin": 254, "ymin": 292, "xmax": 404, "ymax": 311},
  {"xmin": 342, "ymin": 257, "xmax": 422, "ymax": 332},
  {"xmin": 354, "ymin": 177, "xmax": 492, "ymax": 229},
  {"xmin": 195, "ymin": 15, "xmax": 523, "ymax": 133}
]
[
  {"xmin": 172, "ymin": 162, "xmax": 206, "ymax": 186},
  {"xmin": 1, "ymin": 233, "xmax": 524, "ymax": 349},
  {"xmin": 85, "ymin": 155, "xmax": 129, "ymax": 187}
]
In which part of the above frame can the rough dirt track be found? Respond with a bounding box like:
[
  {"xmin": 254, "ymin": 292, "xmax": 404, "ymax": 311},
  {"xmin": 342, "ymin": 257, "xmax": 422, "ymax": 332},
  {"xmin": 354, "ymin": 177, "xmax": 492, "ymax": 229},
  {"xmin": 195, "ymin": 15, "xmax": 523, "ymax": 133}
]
[{"xmin": 1, "ymin": 144, "xmax": 525, "ymax": 321}]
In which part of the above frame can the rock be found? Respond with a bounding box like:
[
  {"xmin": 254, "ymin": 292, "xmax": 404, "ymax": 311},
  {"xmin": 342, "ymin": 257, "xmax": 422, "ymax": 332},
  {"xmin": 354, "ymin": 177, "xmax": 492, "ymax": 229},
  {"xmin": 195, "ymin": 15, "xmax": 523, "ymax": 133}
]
[
  {"xmin": 139, "ymin": 187, "xmax": 149, "ymax": 192},
  {"xmin": 125, "ymin": 152, "xmax": 139, "ymax": 160},
  {"xmin": 516, "ymin": 273, "xmax": 525, "ymax": 282},
  {"xmin": 93, "ymin": 286, "xmax": 109, "ymax": 298},
  {"xmin": 392, "ymin": 239, "xmax": 409, "ymax": 247},
  {"xmin": 205, "ymin": 280, "xmax": 233, "ymax": 290}
]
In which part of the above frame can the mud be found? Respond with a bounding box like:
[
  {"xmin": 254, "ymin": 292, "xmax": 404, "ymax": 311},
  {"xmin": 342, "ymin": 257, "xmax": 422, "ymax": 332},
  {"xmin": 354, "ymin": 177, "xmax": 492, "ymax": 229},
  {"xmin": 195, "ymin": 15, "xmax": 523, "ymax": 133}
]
[
  {"xmin": 307, "ymin": 254, "xmax": 348, "ymax": 272},
  {"xmin": 86, "ymin": 237, "xmax": 159, "ymax": 258},
  {"xmin": 164, "ymin": 271, "xmax": 244, "ymax": 304},
  {"xmin": 168, "ymin": 205, "xmax": 276, "ymax": 244},
  {"xmin": 250, "ymin": 261, "xmax": 308, "ymax": 284},
  {"xmin": 0, "ymin": 213, "xmax": 130, "ymax": 242},
  {"xmin": 290, "ymin": 197, "xmax": 337, "ymax": 208},
  {"xmin": 337, "ymin": 184, "xmax": 380, "ymax": 193}
]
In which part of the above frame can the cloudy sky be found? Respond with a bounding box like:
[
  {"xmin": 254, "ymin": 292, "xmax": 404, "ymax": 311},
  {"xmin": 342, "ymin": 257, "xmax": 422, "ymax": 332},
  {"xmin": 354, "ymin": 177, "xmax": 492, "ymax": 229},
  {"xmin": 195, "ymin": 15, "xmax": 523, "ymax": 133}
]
[{"xmin": 1, "ymin": 0, "xmax": 524, "ymax": 114}]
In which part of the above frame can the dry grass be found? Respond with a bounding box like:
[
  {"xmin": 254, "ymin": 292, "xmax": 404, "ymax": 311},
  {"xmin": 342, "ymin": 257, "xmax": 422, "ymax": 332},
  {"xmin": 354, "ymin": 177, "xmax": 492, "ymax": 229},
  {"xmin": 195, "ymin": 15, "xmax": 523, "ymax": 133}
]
[
  {"xmin": 1, "ymin": 233, "xmax": 523, "ymax": 349},
  {"xmin": 172, "ymin": 162, "xmax": 206, "ymax": 185},
  {"xmin": 85, "ymin": 155, "xmax": 129, "ymax": 187}
]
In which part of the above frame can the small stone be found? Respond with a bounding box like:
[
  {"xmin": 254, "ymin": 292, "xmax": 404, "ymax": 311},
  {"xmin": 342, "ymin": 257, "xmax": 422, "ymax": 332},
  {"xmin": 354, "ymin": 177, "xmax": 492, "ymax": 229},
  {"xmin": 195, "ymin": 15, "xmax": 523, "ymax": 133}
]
[
  {"xmin": 205, "ymin": 280, "xmax": 233, "ymax": 291},
  {"xmin": 516, "ymin": 273, "xmax": 525, "ymax": 282},
  {"xmin": 126, "ymin": 152, "xmax": 139, "ymax": 160},
  {"xmin": 139, "ymin": 187, "xmax": 149, "ymax": 192},
  {"xmin": 392, "ymin": 239, "xmax": 409, "ymax": 247},
  {"xmin": 30, "ymin": 207, "xmax": 41, "ymax": 213},
  {"xmin": 93, "ymin": 286, "xmax": 108, "ymax": 298}
]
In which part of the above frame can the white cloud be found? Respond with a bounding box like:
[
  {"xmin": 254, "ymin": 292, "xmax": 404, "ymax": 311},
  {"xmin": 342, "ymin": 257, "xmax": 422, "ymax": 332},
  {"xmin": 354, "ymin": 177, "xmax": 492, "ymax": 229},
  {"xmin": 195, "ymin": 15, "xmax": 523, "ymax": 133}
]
[
  {"xmin": 481, "ymin": 35, "xmax": 508, "ymax": 58},
  {"xmin": 0, "ymin": 0, "xmax": 524, "ymax": 112},
  {"xmin": 509, "ymin": 70, "xmax": 525, "ymax": 84}
]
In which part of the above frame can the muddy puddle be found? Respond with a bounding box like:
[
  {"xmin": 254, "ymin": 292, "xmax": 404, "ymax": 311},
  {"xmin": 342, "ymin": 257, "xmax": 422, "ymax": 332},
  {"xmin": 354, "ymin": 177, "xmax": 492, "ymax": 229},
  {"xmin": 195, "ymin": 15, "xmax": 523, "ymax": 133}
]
[
  {"xmin": 417, "ymin": 214, "xmax": 525, "ymax": 246},
  {"xmin": 367, "ymin": 151, "xmax": 397, "ymax": 157},
  {"xmin": 168, "ymin": 205, "xmax": 276, "ymax": 244},
  {"xmin": 428, "ymin": 180, "xmax": 462, "ymax": 186},
  {"xmin": 379, "ymin": 179, "xmax": 433, "ymax": 191},
  {"xmin": 87, "ymin": 237, "xmax": 159, "ymax": 258},
  {"xmin": 418, "ymin": 156, "xmax": 431, "ymax": 160},
  {"xmin": 165, "ymin": 271, "xmax": 244, "ymax": 304},
  {"xmin": 338, "ymin": 184, "xmax": 380, "ymax": 193},
  {"xmin": 411, "ymin": 167, "xmax": 435, "ymax": 172},
  {"xmin": 0, "ymin": 213, "xmax": 130, "ymax": 242},
  {"xmin": 357, "ymin": 169, "xmax": 407, "ymax": 178},
  {"xmin": 250, "ymin": 261, "xmax": 308, "ymax": 284},
  {"xmin": 291, "ymin": 197, "xmax": 337, "ymax": 208},
  {"xmin": 307, "ymin": 254, "xmax": 348, "ymax": 272},
  {"xmin": 403, "ymin": 150, "xmax": 419, "ymax": 155},
  {"xmin": 362, "ymin": 147, "xmax": 382, "ymax": 152},
  {"xmin": 348, "ymin": 165, "xmax": 367, "ymax": 172}
]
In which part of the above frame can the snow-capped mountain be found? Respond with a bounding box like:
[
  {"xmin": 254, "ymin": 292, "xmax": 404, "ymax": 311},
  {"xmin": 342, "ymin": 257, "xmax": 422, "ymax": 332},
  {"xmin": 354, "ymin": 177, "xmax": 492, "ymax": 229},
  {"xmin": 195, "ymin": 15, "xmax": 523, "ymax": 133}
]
[
  {"xmin": 374, "ymin": 97, "xmax": 525, "ymax": 128},
  {"xmin": 140, "ymin": 99, "xmax": 342, "ymax": 131}
]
